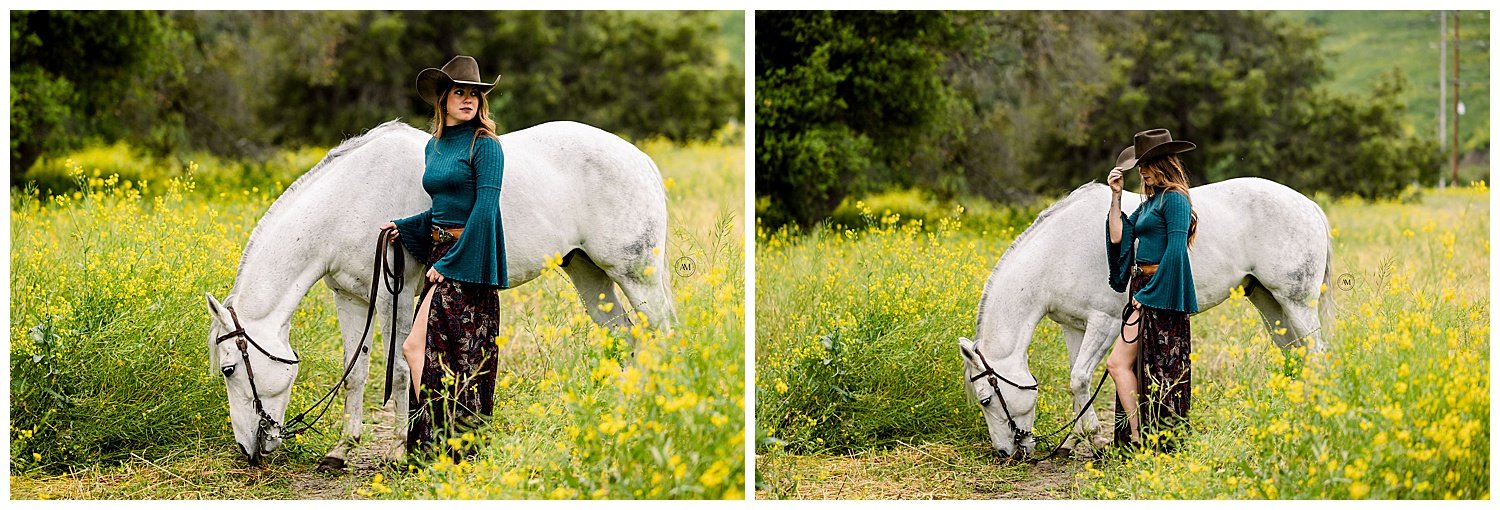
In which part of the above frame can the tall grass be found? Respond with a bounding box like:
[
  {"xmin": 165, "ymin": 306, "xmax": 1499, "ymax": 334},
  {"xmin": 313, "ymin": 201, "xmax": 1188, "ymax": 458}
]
[
  {"xmin": 756, "ymin": 202, "xmax": 1017, "ymax": 453},
  {"xmin": 1074, "ymin": 183, "xmax": 1490, "ymax": 499},
  {"xmin": 755, "ymin": 184, "xmax": 1489, "ymax": 499},
  {"xmin": 9, "ymin": 169, "xmax": 304, "ymax": 470},
  {"xmin": 22, "ymin": 142, "xmax": 327, "ymax": 198}
]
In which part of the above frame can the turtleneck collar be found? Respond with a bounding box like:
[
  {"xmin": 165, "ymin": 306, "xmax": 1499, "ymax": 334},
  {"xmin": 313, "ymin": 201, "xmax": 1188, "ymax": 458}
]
[{"xmin": 442, "ymin": 118, "xmax": 481, "ymax": 138}]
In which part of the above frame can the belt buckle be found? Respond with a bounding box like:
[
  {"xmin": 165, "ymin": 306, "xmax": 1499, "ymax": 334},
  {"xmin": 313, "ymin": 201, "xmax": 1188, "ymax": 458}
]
[{"xmin": 433, "ymin": 227, "xmax": 456, "ymax": 244}]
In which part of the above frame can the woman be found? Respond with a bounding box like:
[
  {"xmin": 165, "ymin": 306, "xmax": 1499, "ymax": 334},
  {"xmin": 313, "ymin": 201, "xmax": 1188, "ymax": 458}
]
[
  {"xmin": 1103, "ymin": 128, "xmax": 1198, "ymax": 451},
  {"xmin": 381, "ymin": 55, "xmax": 509, "ymax": 455}
]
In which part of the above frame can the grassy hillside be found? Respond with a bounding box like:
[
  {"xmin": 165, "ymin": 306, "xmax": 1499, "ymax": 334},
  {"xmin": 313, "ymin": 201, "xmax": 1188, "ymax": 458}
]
[{"xmin": 1280, "ymin": 11, "xmax": 1490, "ymax": 154}]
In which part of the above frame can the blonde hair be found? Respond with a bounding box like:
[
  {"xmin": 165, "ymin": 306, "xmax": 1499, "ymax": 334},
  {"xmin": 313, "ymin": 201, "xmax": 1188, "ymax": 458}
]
[
  {"xmin": 430, "ymin": 84, "xmax": 499, "ymax": 149},
  {"xmin": 1138, "ymin": 154, "xmax": 1198, "ymax": 248}
]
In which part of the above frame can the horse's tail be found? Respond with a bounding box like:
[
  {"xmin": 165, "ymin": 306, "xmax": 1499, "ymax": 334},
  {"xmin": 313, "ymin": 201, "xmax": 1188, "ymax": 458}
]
[
  {"xmin": 1316, "ymin": 212, "xmax": 1337, "ymax": 349},
  {"xmin": 646, "ymin": 154, "xmax": 678, "ymax": 330},
  {"xmin": 656, "ymin": 246, "xmax": 679, "ymax": 330}
]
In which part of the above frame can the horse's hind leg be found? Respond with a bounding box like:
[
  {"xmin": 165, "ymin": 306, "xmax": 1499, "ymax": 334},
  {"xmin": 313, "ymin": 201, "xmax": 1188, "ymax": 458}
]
[
  {"xmin": 562, "ymin": 251, "xmax": 632, "ymax": 331},
  {"xmin": 1248, "ymin": 277, "xmax": 1320, "ymax": 352},
  {"xmin": 1272, "ymin": 289, "xmax": 1325, "ymax": 353},
  {"xmin": 1245, "ymin": 278, "xmax": 1291, "ymax": 346},
  {"xmin": 608, "ymin": 263, "xmax": 675, "ymax": 334}
]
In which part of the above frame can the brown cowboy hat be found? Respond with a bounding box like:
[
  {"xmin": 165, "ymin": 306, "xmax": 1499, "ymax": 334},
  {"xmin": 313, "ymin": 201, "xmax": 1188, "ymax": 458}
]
[
  {"xmin": 1115, "ymin": 145, "xmax": 1137, "ymax": 170},
  {"xmin": 415, "ymin": 55, "xmax": 499, "ymax": 107},
  {"xmin": 1118, "ymin": 128, "xmax": 1195, "ymax": 170}
]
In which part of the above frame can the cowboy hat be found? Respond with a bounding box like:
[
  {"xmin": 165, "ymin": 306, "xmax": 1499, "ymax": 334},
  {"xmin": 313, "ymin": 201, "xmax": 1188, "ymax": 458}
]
[
  {"xmin": 415, "ymin": 55, "xmax": 499, "ymax": 107},
  {"xmin": 1115, "ymin": 145, "xmax": 1137, "ymax": 170},
  {"xmin": 1118, "ymin": 128, "xmax": 1195, "ymax": 170}
]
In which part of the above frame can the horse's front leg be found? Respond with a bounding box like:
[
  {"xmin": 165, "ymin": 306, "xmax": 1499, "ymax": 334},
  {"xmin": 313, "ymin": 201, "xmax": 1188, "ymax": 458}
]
[
  {"xmin": 384, "ymin": 272, "xmax": 416, "ymax": 464},
  {"xmin": 1057, "ymin": 325, "xmax": 1086, "ymax": 454},
  {"xmin": 320, "ymin": 290, "xmax": 376, "ymax": 469}
]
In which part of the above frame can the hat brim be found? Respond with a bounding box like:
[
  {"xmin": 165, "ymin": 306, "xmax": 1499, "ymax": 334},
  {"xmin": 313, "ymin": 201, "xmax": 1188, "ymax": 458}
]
[
  {"xmin": 1132, "ymin": 140, "xmax": 1196, "ymax": 167},
  {"xmin": 1115, "ymin": 146, "xmax": 1138, "ymax": 170},
  {"xmin": 416, "ymin": 68, "xmax": 499, "ymax": 106}
]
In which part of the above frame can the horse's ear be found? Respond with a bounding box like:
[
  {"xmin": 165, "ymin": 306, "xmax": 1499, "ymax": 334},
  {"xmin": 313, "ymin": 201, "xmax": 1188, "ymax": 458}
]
[
  {"xmin": 205, "ymin": 293, "xmax": 230, "ymax": 325},
  {"xmin": 205, "ymin": 293, "xmax": 228, "ymax": 376},
  {"xmin": 957, "ymin": 337, "xmax": 976, "ymax": 362}
]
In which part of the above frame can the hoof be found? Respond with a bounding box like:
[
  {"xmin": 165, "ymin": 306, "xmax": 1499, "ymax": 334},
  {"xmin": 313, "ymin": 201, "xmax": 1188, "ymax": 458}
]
[
  {"xmin": 382, "ymin": 444, "xmax": 408, "ymax": 466},
  {"xmin": 317, "ymin": 456, "xmax": 347, "ymax": 472}
]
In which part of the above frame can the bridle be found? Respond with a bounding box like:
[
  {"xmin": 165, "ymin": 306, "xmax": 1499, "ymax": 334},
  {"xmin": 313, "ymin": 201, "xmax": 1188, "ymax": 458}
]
[
  {"xmin": 968, "ymin": 346, "xmax": 1038, "ymax": 458},
  {"xmin": 969, "ymin": 339, "xmax": 1110, "ymax": 463},
  {"xmin": 215, "ymin": 306, "xmax": 301, "ymax": 453}
]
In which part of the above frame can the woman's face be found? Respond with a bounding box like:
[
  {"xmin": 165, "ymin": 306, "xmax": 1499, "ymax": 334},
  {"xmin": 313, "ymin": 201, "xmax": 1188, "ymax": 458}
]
[
  {"xmin": 1140, "ymin": 167, "xmax": 1158, "ymax": 188},
  {"xmin": 444, "ymin": 85, "xmax": 481, "ymax": 126}
]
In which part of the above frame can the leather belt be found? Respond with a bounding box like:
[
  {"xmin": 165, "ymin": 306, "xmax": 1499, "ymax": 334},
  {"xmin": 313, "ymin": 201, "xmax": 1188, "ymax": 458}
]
[
  {"xmin": 1136, "ymin": 264, "xmax": 1159, "ymax": 277},
  {"xmin": 431, "ymin": 226, "xmax": 463, "ymax": 243}
]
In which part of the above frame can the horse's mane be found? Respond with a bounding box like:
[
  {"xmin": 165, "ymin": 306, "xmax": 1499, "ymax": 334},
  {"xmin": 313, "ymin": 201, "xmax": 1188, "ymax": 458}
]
[
  {"xmin": 230, "ymin": 119, "xmax": 418, "ymax": 296},
  {"xmin": 974, "ymin": 182, "xmax": 1103, "ymax": 338}
]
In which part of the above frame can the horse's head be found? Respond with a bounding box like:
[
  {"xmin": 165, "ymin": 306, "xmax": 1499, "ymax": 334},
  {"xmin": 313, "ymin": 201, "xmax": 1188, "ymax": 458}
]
[
  {"xmin": 958, "ymin": 337, "xmax": 1037, "ymax": 460},
  {"xmin": 206, "ymin": 293, "xmax": 300, "ymax": 465}
]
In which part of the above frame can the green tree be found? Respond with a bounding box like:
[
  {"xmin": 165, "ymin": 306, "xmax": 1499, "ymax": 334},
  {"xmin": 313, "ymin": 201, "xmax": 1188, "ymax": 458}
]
[
  {"xmin": 1279, "ymin": 71, "xmax": 1441, "ymax": 198},
  {"xmin": 257, "ymin": 11, "xmax": 741, "ymax": 147},
  {"xmin": 756, "ymin": 11, "xmax": 967, "ymax": 228},
  {"xmin": 10, "ymin": 10, "xmax": 187, "ymax": 184},
  {"xmin": 1033, "ymin": 11, "xmax": 1329, "ymax": 189}
]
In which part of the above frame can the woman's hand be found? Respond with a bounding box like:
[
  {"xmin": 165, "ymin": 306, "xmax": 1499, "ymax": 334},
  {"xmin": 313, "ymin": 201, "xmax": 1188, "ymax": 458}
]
[
  {"xmin": 1107, "ymin": 166, "xmax": 1125, "ymax": 194},
  {"xmin": 426, "ymin": 267, "xmax": 446, "ymax": 284},
  {"xmin": 381, "ymin": 221, "xmax": 398, "ymax": 239}
]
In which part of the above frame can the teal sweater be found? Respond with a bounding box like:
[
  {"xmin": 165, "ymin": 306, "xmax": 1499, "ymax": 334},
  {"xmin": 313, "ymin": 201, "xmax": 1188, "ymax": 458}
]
[
  {"xmin": 1105, "ymin": 189, "xmax": 1197, "ymax": 313},
  {"xmin": 393, "ymin": 120, "xmax": 509, "ymax": 288}
]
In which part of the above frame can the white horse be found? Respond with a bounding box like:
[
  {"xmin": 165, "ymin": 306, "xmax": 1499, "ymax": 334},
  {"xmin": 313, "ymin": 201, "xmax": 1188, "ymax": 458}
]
[
  {"xmin": 957, "ymin": 178, "xmax": 1332, "ymax": 458},
  {"xmin": 205, "ymin": 119, "xmax": 675, "ymax": 465}
]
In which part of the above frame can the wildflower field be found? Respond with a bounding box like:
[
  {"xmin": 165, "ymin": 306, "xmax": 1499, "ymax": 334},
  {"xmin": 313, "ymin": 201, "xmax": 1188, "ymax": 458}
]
[
  {"xmin": 755, "ymin": 183, "xmax": 1489, "ymax": 499},
  {"xmin": 10, "ymin": 136, "xmax": 745, "ymax": 499}
]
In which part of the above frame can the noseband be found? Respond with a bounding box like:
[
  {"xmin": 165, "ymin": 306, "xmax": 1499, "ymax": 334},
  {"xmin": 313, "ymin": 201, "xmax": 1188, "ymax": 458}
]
[
  {"xmin": 216, "ymin": 306, "xmax": 300, "ymax": 451},
  {"xmin": 968, "ymin": 346, "xmax": 1038, "ymax": 454}
]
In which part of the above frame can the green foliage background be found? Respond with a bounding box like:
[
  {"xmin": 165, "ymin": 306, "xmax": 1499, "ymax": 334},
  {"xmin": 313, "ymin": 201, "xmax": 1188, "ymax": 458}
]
[
  {"xmin": 756, "ymin": 11, "xmax": 1480, "ymax": 228},
  {"xmin": 10, "ymin": 11, "xmax": 745, "ymax": 186}
]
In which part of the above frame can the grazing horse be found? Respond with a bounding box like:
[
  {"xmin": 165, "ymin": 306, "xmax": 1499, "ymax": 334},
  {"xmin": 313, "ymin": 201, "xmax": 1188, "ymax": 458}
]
[
  {"xmin": 957, "ymin": 178, "xmax": 1332, "ymax": 458},
  {"xmin": 205, "ymin": 120, "xmax": 675, "ymax": 465}
]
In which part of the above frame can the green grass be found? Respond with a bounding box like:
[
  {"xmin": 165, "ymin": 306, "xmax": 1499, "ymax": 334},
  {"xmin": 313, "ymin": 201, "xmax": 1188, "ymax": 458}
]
[
  {"xmin": 1280, "ymin": 10, "xmax": 1490, "ymax": 152},
  {"xmin": 755, "ymin": 183, "xmax": 1489, "ymax": 499},
  {"xmin": 10, "ymin": 139, "xmax": 745, "ymax": 499}
]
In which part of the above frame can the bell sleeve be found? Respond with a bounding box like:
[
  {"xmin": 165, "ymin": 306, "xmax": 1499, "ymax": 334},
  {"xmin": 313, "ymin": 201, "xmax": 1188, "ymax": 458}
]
[
  {"xmin": 1105, "ymin": 208, "xmax": 1137, "ymax": 293},
  {"xmin": 1132, "ymin": 190, "xmax": 1198, "ymax": 313},
  {"xmin": 432, "ymin": 136, "xmax": 508, "ymax": 288},
  {"xmin": 393, "ymin": 209, "xmax": 434, "ymax": 264}
]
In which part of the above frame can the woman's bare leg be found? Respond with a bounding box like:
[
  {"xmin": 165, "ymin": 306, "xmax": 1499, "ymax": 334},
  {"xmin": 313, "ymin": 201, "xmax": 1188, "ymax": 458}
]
[
  {"xmin": 404, "ymin": 287, "xmax": 436, "ymax": 398},
  {"xmin": 1106, "ymin": 299, "xmax": 1143, "ymax": 442}
]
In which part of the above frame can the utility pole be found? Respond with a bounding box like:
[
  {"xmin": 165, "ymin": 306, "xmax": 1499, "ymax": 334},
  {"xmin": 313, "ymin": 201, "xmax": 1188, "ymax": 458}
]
[
  {"xmin": 1438, "ymin": 11, "xmax": 1446, "ymax": 152},
  {"xmin": 1451, "ymin": 11, "xmax": 1460, "ymax": 184}
]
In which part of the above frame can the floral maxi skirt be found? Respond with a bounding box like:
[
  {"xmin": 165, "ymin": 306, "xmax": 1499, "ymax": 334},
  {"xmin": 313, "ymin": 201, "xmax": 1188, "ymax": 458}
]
[
  {"xmin": 1114, "ymin": 270, "xmax": 1192, "ymax": 449},
  {"xmin": 407, "ymin": 237, "xmax": 500, "ymax": 454}
]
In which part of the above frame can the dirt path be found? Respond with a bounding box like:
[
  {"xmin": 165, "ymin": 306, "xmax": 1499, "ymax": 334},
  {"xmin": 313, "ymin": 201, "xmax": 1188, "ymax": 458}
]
[
  {"xmin": 287, "ymin": 401, "xmax": 404, "ymax": 499},
  {"xmin": 10, "ymin": 398, "xmax": 410, "ymax": 500},
  {"xmin": 755, "ymin": 441, "xmax": 1089, "ymax": 499}
]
